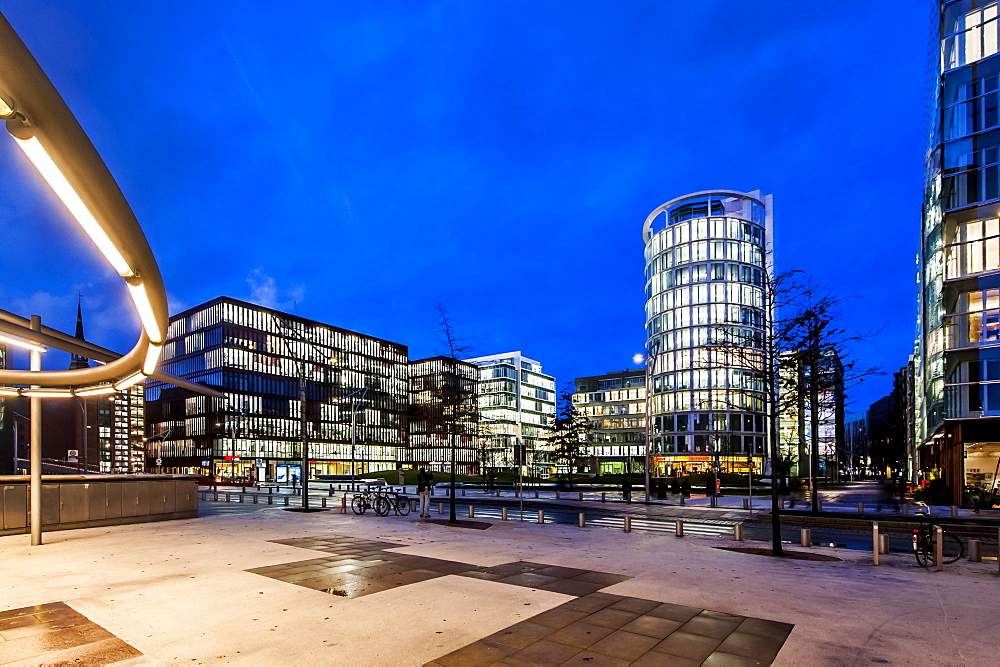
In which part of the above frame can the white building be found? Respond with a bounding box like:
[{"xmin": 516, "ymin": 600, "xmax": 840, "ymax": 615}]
[{"xmin": 463, "ymin": 352, "xmax": 556, "ymax": 473}]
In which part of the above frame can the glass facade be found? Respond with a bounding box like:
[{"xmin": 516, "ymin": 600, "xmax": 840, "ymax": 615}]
[
  {"xmin": 145, "ymin": 297, "xmax": 409, "ymax": 483},
  {"xmin": 920, "ymin": 1, "xmax": 1000, "ymax": 503},
  {"xmin": 408, "ymin": 356, "xmax": 479, "ymax": 474},
  {"xmin": 463, "ymin": 352, "xmax": 556, "ymax": 473},
  {"xmin": 643, "ymin": 190, "xmax": 772, "ymax": 476},
  {"xmin": 572, "ymin": 370, "xmax": 646, "ymax": 474}
]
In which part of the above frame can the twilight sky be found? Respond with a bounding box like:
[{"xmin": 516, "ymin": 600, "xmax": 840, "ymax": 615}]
[{"xmin": 0, "ymin": 1, "xmax": 928, "ymax": 412}]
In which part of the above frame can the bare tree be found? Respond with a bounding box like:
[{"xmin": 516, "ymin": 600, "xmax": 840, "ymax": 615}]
[{"xmin": 434, "ymin": 305, "xmax": 478, "ymax": 523}]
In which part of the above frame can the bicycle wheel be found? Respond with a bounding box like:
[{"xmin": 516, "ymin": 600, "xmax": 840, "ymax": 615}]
[
  {"xmin": 396, "ymin": 496, "xmax": 411, "ymax": 516},
  {"xmin": 374, "ymin": 496, "xmax": 391, "ymax": 517},
  {"xmin": 913, "ymin": 534, "xmax": 929, "ymax": 567},
  {"xmin": 942, "ymin": 532, "xmax": 965, "ymax": 563},
  {"xmin": 351, "ymin": 494, "xmax": 367, "ymax": 515}
]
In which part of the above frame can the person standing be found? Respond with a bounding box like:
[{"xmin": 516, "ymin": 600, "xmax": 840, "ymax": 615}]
[{"xmin": 417, "ymin": 468, "xmax": 433, "ymax": 517}]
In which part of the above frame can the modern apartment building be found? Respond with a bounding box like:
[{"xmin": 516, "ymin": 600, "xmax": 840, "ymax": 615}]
[
  {"xmin": 408, "ymin": 356, "xmax": 479, "ymax": 474},
  {"xmin": 144, "ymin": 297, "xmax": 409, "ymax": 484},
  {"xmin": 919, "ymin": 1, "xmax": 1000, "ymax": 503},
  {"xmin": 642, "ymin": 190, "xmax": 772, "ymax": 476},
  {"xmin": 463, "ymin": 352, "xmax": 556, "ymax": 474}
]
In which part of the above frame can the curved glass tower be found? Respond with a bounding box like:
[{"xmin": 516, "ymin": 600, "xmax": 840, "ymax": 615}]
[{"xmin": 642, "ymin": 190, "xmax": 772, "ymax": 476}]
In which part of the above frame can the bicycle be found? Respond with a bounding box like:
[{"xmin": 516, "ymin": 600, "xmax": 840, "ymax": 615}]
[
  {"xmin": 912, "ymin": 508, "xmax": 964, "ymax": 567},
  {"xmin": 351, "ymin": 489, "xmax": 390, "ymax": 516}
]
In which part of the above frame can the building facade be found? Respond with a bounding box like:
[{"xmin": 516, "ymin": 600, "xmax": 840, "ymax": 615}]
[
  {"xmin": 642, "ymin": 190, "xmax": 772, "ymax": 476},
  {"xmin": 408, "ymin": 356, "xmax": 479, "ymax": 474},
  {"xmin": 776, "ymin": 350, "xmax": 846, "ymax": 481},
  {"xmin": 463, "ymin": 352, "xmax": 556, "ymax": 474},
  {"xmin": 919, "ymin": 1, "xmax": 1000, "ymax": 503},
  {"xmin": 144, "ymin": 297, "xmax": 409, "ymax": 484},
  {"xmin": 572, "ymin": 370, "xmax": 646, "ymax": 474}
]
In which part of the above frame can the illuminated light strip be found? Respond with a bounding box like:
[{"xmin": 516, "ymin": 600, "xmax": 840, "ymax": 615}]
[
  {"xmin": 142, "ymin": 343, "xmax": 162, "ymax": 375},
  {"xmin": 73, "ymin": 384, "xmax": 117, "ymax": 397},
  {"xmin": 0, "ymin": 386, "xmax": 21, "ymax": 397},
  {"xmin": 0, "ymin": 332, "xmax": 46, "ymax": 353},
  {"xmin": 127, "ymin": 282, "xmax": 163, "ymax": 344},
  {"xmin": 22, "ymin": 388, "xmax": 73, "ymax": 398},
  {"xmin": 14, "ymin": 136, "xmax": 135, "ymax": 278},
  {"xmin": 113, "ymin": 371, "xmax": 146, "ymax": 391}
]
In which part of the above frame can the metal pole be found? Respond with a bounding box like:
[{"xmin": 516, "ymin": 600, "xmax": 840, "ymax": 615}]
[
  {"xmin": 518, "ymin": 437, "xmax": 524, "ymax": 521},
  {"xmin": 29, "ymin": 315, "xmax": 42, "ymax": 546},
  {"xmin": 299, "ymin": 365, "xmax": 309, "ymax": 510}
]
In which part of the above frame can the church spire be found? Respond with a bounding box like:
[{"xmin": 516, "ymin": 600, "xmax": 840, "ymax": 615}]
[{"xmin": 69, "ymin": 295, "xmax": 90, "ymax": 370}]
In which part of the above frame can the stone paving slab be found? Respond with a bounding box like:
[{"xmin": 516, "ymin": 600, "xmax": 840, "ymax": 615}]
[{"xmin": 0, "ymin": 602, "xmax": 141, "ymax": 665}]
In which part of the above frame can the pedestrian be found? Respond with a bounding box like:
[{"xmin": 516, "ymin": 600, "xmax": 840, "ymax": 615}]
[{"xmin": 417, "ymin": 467, "xmax": 433, "ymax": 517}]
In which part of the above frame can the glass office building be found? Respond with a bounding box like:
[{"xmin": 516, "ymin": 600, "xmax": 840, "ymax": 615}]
[
  {"xmin": 408, "ymin": 356, "xmax": 479, "ymax": 474},
  {"xmin": 145, "ymin": 297, "xmax": 409, "ymax": 483},
  {"xmin": 463, "ymin": 352, "xmax": 556, "ymax": 474},
  {"xmin": 572, "ymin": 370, "xmax": 647, "ymax": 474},
  {"xmin": 642, "ymin": 190, "xmax": 772, "ymax": 476},
  {"xmin": 919, "ymin": 1, "xmax": 1000, "ymax": 503}
]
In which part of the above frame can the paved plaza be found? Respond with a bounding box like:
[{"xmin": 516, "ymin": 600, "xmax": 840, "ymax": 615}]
[{"xmin": 1, "ymin": 502, "xmax": 997, "ymax": 665}]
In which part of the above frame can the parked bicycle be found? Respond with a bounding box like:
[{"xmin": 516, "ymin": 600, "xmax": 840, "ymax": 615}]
[
  {"xmin": 351, "ymin": 489, "xmax": 390, "ymax": 516},
  {"xmin": 912, "ymin": 505, "xmax": 964, "ymax": 566},
  {"xmin": 351, "ymin": 487, "xmax": 411, "ymax": 517}
]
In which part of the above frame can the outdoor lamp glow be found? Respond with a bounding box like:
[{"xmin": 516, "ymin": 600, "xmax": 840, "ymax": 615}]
[
  {"xmin": 0, "ymin": 332, "xmax": 46, "ymax": 353},
  {"xmin": 0, "ymin": 11, "xmax": 171, "ymax": 394}
]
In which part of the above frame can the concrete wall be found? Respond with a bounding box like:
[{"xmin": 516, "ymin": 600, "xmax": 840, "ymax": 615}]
[{"xmin": 0, "ymin": 475, "xmax": 198, "ymax": 536}]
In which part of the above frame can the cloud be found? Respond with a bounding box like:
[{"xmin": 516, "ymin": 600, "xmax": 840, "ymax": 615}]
[{"xmin": 246, "ymin": 268, "xmax": 305, "ymax": 311}]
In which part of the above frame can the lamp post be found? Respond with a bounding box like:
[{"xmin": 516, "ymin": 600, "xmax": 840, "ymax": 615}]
[
  {"xmin": 346, "ymin": 387, "xmax": 368, "ymax": 489},
  {"xmin": 642, "ymin": 343, "xmax": 661, "ymax": 502}
]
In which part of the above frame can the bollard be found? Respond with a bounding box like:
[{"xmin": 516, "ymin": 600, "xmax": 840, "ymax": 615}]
[
  {"xmin": 226, "ymin": 493, "xmax": 231, "ymax": 502},
  {"xmin": 556, "ymin": 490, "xmax": 560, "ymax": 500},
  {"xmin": 734, "ymin": 524, "xmax": 743, "ymax": 541},
  {"xmin": 935, "ymin": 526, "xmax": 944, "ymax": 571},
  {"xmin": 340, "ymin": 495, "xmax": 346, "ymax": 512},
  {"xmin": 872, "ymin": 521, "xmax": 879, "ymax": 565},
  {"xmin": 800, "ymin": 528, "xmax": 811, "ymax": 547},
  {"xmin": 438, "ymin": 502, "xmax": 444, "ymax": 515},
  {"xmin": 329, "ymin": 485, "xmax": 334, "ymax": 496},
  {"xmin": 624, "ymin": 516, "xmax": 632, "ymax": 532},
  {"xmin": 742, "ymin": 498, "xmax": 749, "ymax": 510},
  {"xmin": 579, "ymin": 491, "xmax": 584, "ymax": 501},
  {"xmin": 537, "ymin": 510, "xmax": 545, "ymax": 524},
  {"xmin": 268, "ymin": 495, "xmax": 274, "ymax": 506},
  {"xmin": 969, "ymin": 539, "xmax": 982, "ymax": 562},
  {"xmin": 858, "ymin": 502, "xmax": 864, "ymax": 514},
  {"xmin": 578, "ymin": 513, "xmax": 585, "ymax": 528},
  {"xmin": 502, "ymin": 507, "xmax": 508, "ymax": 521},
  {"xmin": 321, "ymin": 496, "xmax": 327, "ymax": 508},
  {"xmin": 214, "ymin": 492, "xmax": 219, "ymax": 501},
  {"xmin": 602, "ymin": 492, "xmax": 606, "ymax": 502},
  {"xmin": 239, "ymin": 494, "xmax": 244, "ymax": 504},
  {"xmin": 950, "ymin": 505, "xmax": 958, "ymax": 518},
  {"xmin": 462, "ymin": 488, "xmax": 466, "ymax": 497},
  {"xmin": 284, "ymin": 496, "xmax": 289, "ymax": 506},
  {"xmin": 410, "ymin": 498, "xmax": 417, "ymax": 513},
  {"xmin": 675, "ymin": 520, "xmax": 684, "ymax": 537},
  {"xmin": 468, "ymin": 505, "xmax": 475, "ymax": 518},
  {"xmin": 253, "ymin": 494, "xmax": 258, "ymax": 504},
  {"xmin": 879, "ymin": 534, "xmax": 889, "ymax": 555},
  {"xmin": 535, "ymin": 489, "xmax": 539, "ymax": 499},
  {"xmin": 817, "ymin": 498, "xmax": 823, "ymax": 511}
]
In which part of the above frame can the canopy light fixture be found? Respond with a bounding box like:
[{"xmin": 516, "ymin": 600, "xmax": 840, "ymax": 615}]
[{"xmin": 0, "ymin": 332, "xmax": 46, "ymax": 353}]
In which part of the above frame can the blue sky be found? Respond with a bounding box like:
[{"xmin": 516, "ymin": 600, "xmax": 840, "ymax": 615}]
[{"xmin": 0, "ymin": 1, "xmax": 928, "ymax": 411}]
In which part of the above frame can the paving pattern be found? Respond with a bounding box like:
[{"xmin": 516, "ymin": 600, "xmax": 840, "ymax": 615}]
[
  {"xmin": 0, "ymin": 601, "xmax": 142, "ymax": 665},
  {"xmin": 252, "ymin": 534, "xmax": 794, "ymax": 665}
]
